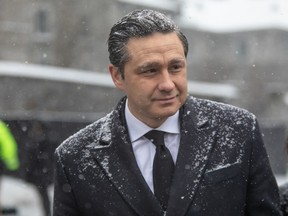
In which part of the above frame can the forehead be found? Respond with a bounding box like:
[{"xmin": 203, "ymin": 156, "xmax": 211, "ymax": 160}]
[{"xmin": 126, "ymin": 32, "xmax": 184, "ymax": 59}]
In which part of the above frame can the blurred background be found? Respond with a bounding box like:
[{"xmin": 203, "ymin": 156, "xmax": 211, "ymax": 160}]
[{"xmin": 0, "ymin": 0, "xmax": 288, "ymax": 215}]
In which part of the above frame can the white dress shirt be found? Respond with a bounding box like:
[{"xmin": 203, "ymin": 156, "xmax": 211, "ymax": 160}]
[{"xmin": 125, "ymin": 101, "xmax": 180, "ymax": 193}]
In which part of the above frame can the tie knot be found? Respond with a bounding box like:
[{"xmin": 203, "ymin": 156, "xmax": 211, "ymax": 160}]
[{"xmin": 145, "ymin": 130, "xmax": 165, "ymax": 147}]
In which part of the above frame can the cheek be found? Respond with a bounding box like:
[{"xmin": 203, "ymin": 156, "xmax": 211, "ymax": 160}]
[
  {"xmin": 182, "ymin": 83, "xmax": 188, "ymax": 94},
  {"xmin": 132, "ymin": 80, "xmax": 154, "ymax": 94},
  {"xmin": 178, "ymin": 81, "xmax": 188, "ymax": 101},
  {"xmin": 175, "ymin": 77, "xmax": 187, "ymax": 92}
]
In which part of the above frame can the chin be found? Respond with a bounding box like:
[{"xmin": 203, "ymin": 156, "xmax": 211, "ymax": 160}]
[{"xmin": 156, "ymin": 109, "xmax": 177, "ymax": 119}]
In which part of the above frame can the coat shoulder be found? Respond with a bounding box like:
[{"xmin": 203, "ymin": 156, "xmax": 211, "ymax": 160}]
[
  {"xmin": 188, "ymin": 96, "xmax": 252, "ymax": 115},
  {"xmin": 55, "ymin": 111, "xmax": 114, "ymax": 156},
  {"xmin": 185, "ymin": 96, "xmax": 257, "ymax": 130},
  {"xmin": 188, "ymin": 96, "xmax": 255, "ymax": 120}
]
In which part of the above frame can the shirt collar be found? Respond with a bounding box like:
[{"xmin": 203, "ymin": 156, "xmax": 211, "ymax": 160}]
[{"xmin": 125, "ymin": 100, "xmax": 180, "ymax": 142}]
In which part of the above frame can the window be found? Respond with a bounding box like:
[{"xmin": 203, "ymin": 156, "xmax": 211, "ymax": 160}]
[{"xmin": 35, "ymin": 10, "xmax": 49, "ymax": 33}]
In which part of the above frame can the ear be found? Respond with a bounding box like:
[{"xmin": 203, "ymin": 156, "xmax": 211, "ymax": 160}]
[{"xmin": 109, "ymin": 64, "xmax": 125, "ymax": 91}]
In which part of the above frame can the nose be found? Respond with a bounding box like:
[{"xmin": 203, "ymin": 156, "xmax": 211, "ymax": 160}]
[{"xmin": 158, "ymin": 71, "xmax": 175, "ymax": 91}]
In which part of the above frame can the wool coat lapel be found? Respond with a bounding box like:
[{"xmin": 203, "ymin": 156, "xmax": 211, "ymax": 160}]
[
  {"xmin": 91, "ymin": 98, "xmax": 163, "ymax": 216},
  {"xmin": 90, "ymin": 97, "xmax": 218, "ymax": 216},
  {"xmin": 166, "ymin": 97, "xmax": 218, "ymax": 216}
]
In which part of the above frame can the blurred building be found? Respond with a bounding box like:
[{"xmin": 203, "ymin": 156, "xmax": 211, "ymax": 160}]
[{"xmin": 0, "ymin": 0, "xmax": 180, "ymax": 72}]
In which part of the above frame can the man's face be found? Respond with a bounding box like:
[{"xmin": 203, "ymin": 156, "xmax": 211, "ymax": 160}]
[{"xmin": 110, "ymin": 32, "xmax": 188, "ymax": 128}]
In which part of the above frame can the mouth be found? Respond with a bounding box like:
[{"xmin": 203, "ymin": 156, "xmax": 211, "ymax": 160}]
[
  {"xmin": 155, "ymin": 95, "xmax": 178, "ymax": 103},
  {"xmin": 159, "ymin": 96, "xmax": 176, "ymax": 101}
]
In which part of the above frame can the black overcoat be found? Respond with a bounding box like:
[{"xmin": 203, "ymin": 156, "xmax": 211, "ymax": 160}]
[{"xmin": 53, "ymin": 96, "xmax": 281, "ymax": 216}]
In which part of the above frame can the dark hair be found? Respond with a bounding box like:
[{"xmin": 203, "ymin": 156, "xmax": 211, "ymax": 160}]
[{"xmin": 108, "ymin": 9, "xmax": 189, "ymax": 78}]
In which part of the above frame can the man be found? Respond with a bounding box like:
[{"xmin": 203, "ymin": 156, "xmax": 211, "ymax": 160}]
[{"xmin": 53, "ymin": 9, "xmax": 281, "ymax": 215}]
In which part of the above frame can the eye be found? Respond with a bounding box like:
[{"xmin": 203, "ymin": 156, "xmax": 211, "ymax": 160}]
[
  {"xmin": 139, "ymin": 67, "xmax": 158, "ymax": 76},
  {"xmin": 145, "ymin": 68, "xmax": 157, "ymax": 74},
  {"xmin": 169, "ymin": 64, "xmax": 182, "ymax": 72}
]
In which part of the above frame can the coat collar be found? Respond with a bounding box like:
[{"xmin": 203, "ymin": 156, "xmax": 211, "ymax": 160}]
[
  {"xmin": 90, "ymin": 97, "xmax": 163, "ymax": 215},
  {"xmin": 90, "ymin": 96, "xmax": 218, "ymax": 216}
]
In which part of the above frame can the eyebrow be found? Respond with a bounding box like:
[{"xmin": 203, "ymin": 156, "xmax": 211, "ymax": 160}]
[
  {"xmin": 137, "ymin": 58, "xmax": 186, "ymax": 71},
  {"xmin": 137, "ymin": 62, "xmax": 160, "ymax": 72},
  {"xmin": 169, "ymin": 58, "xmax": 186, "ymax": 64}
]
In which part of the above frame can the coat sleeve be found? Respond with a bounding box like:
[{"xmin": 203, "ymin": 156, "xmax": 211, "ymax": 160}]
[
  {"xmin": 53, "ymin": 148, "xmax": 80, "ymax": 216},
  {"xmin": 245, "ymin": 119, "xmax": 282, "ymax": 215}
]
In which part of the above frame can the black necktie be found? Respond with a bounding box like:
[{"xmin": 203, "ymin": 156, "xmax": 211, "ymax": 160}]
[{"xmin": 145, "ymin": 130, "xmax": 175, "ymax": 211}]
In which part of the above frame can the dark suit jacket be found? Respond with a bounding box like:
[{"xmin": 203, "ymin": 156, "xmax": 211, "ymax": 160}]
[{"xmin": 53, "ymin": 96, "xmax": 281, "ymax": 216}]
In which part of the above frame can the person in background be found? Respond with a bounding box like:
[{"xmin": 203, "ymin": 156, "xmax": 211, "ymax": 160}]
[
  {"xmin": 0, "ymin": 120, "xmax": 19, "ymax": 174},
  {"xmin": 53, "ymin": 9, "xmax": 281, "ymax": 215},
  {"xmin": 279, "ymin": 135, "xmax": 288, "ymax": 215},
  {"xmin": 0, "ymin": 120, "xmax": 20, "ymax": 214}
]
